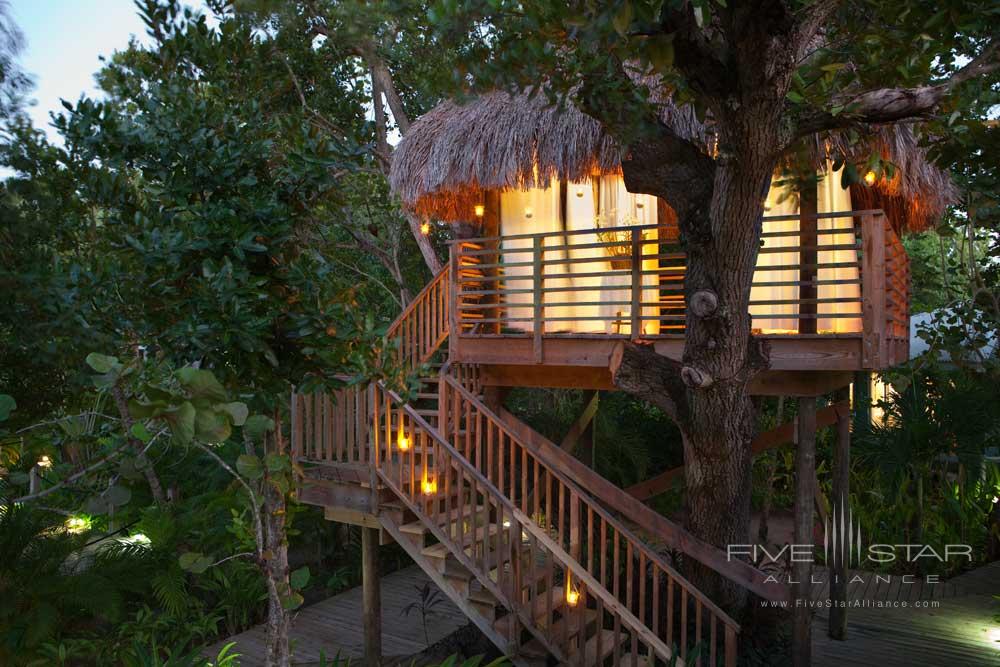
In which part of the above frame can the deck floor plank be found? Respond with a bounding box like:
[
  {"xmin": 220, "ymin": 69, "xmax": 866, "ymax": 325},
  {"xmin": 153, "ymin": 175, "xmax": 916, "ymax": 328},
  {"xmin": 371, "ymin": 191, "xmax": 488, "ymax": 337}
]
[{"xmin": 205, "ymin": 565, "xmax": 468, "ymax": 666}]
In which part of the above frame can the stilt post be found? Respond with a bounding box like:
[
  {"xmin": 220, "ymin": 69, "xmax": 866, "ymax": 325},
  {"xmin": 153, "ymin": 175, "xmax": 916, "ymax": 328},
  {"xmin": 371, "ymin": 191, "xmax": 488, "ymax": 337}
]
[
  {"xmin": 362, "ymin": 526, "xmax": 382, "ymax": 667},
  {"xmin": 828, "ymin": 389, "xmax": 851, "ymax": 640},
  {"xmin": 793, "ymin": 397, "xmax": 817, "ymax": 666}
]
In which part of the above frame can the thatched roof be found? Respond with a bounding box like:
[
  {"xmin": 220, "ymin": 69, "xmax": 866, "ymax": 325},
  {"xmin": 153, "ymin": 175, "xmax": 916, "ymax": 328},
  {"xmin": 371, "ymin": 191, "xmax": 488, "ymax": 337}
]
[{"xmin": 390, "ymin": 91, "xmax": 957, "ymax": 233}]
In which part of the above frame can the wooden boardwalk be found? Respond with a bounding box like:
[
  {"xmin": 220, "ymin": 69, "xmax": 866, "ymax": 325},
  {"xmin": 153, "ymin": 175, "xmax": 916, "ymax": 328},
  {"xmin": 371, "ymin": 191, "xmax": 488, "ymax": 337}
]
[
  {"xmin": 812, "ymin": 561, "xmax": 1000, "ymax": 666},
  {"xmin": 205, "ymin": 565, "xmax": 469, "ymax": 666}
]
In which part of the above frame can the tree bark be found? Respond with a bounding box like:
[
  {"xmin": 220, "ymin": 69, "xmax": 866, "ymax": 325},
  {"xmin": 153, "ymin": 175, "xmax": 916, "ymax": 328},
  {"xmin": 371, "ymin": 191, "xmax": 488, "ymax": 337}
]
[
  {"xmin": 262, "ymin": 430, "xmax": 292, "ymax": 667},
  {"xmin": 111, "ymin": 384, "xmax": 167, "ymax": 505}
]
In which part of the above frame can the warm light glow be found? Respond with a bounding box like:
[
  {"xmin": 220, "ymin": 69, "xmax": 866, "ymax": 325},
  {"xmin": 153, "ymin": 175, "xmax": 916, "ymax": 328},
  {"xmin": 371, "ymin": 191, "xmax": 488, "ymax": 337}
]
[
  {"xmin": 397, "ymin": 421, "xmax": 410, "ymax": 451},
  {"xmin": 565, "ymin": 573, "xmax": 579, "ymax": 606},
  {"xmin": 474, "ymin": 204, "xmax": 485, "ymax": 217},
  {"xmin": 421, "ymin": 477, "xmax": 438, "ymax": 495},
  {"xmin": 420, "ymin": 221, "xmax": 431, "ymax": 235},
  {"xmin": 864, "ymin": 170, "xmax": 877, "ymax": 186},
  {"xmin": 502, "ymin": 519, "xmax": 511, "ymax": 528},
  {"xmin": 524, "ymin": 207, "xmax": 533, "ymax": 219},
  {"xmin": 36, "ymin": 455, "xmax": 52, "ymax": 469},
  {"xmin": 65, "ymin": 516, "xmax": 90, "ymax": 533}
]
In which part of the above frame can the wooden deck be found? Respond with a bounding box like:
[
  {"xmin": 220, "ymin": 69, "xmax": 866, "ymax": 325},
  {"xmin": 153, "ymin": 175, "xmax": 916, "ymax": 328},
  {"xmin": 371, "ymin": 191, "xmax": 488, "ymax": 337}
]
[
  {"xmin": 205, "ymin": 565, "xmax": 469, "ymax": 666},
  {"xmin": 812, "ymin": 561, "xmax": 1000, "ymax": 666}
]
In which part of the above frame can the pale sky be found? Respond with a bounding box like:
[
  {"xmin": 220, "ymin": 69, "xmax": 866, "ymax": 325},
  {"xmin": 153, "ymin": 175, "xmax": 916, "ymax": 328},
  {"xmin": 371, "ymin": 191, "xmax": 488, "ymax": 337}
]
[{"xmin": 10, "ymin": 1, "xmax": 199, "ymax": 141}]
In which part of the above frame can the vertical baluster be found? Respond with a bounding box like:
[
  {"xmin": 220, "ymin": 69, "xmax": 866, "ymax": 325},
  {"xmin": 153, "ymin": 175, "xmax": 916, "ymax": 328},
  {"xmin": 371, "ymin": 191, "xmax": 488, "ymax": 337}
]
[
  {"xmin": 509, "ymin": 431, "xmax": 516, "ymax": 504},
  {"xmin": 681, "ymin": 587, "xmax": 688, "ymax": 661},
  {"xmin": 725, "ymin": 624, "xmax": 737, "ymax": 667},
  {"xmin": 710, "ymin": 613, "xmax": 717, "ymax": 667},
  {"xmin": 652, "ymin": 566, "xmax": 660, "ymax": 640},
  {"xmin": 626, "ymin": 542, "xmax": 633, "ymax": 616},
  {"xmin": 695, "ymin": 599, "xmax": 702, "ymax": 667},
  {"xmin": 667, "ymin": 577, "xmax": 674, "ymax": 651},
  {"xmin": 520, "ymin": 445, "xmax": 528, "ymax": 514},
  {"xmin": 638, "ymin": 552, "xmax": 645, "ymax": 625},
  {"xmin": 486, "ymin": 419, "xmax": 494, "ymax": 487}
]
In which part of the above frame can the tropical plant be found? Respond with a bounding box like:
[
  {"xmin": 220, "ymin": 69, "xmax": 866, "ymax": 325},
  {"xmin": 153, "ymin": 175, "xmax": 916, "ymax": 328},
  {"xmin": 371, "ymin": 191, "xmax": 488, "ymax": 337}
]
[{"xmin": 402, "ymin": 582, "xmax": 448, "ymax": 648}]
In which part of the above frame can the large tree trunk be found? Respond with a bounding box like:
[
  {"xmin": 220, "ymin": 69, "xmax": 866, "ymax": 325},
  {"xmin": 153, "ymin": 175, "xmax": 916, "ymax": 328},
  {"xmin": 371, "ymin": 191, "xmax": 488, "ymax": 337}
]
[{"xmin": 615, "ymin": 112, "xmax": 781, "ymax": 609}]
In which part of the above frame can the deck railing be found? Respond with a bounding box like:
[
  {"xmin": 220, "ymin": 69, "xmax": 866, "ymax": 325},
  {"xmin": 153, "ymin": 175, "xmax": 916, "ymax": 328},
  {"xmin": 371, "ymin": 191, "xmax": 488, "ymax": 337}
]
[
  {"xmin": 386, "ymin": 263, "xmax": 451, "ymax": 368},
  {"xmin": 450, "ymin": 210, "xmax": 904, "ymax": 362}
]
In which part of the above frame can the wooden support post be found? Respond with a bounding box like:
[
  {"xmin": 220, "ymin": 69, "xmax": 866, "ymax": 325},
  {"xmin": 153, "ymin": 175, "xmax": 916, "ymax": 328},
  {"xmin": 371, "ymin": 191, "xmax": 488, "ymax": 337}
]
[
  {"xmin": 828, "ymin": 390, "xmax": 851, "ymax": 640},
  {"xmin": 630, "ymin": 232, "xmax": 642, "ymax": 339},
  {"xmin": 798, "ymin": 185, "xmax": 818, "ymax": 335},
  {"xmin": 362, "ymin": 526, "xmax": 382, "ymax": 667},
  {"xmin": 861, "ymin": 213, "xmax": 885, "ymax": 368},
  {"xmin": 793, "ymin": 397, "xmax": 816, "ymax": 667},
  {"xmin": 533, "ymin": 236, "xmax": 544, "ymax": 363}
]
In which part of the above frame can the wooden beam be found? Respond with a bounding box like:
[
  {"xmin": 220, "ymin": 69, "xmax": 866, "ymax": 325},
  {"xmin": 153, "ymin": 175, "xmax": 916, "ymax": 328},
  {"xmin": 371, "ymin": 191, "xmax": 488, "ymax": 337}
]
[
  {"xmin": 362, "ymin": 526, "xmax": 382, "ymax": 667},
  {"xmin": 793, "ymin": 398, "xmax": 817, "ymax": 667},
  {"xmin": 829, "ymin": 388, "xmax": 851, "ymax": 640},
  {"xmin": 799, "ymin": 184, "xmax": 818, "ymax": 335},
  {"xmin": 560, "ymin": 390, "xmax": 599, "ymax": 452},
  {"xmin": 626, "ymin": 401, "xmax": 849, "ymax": 501}
]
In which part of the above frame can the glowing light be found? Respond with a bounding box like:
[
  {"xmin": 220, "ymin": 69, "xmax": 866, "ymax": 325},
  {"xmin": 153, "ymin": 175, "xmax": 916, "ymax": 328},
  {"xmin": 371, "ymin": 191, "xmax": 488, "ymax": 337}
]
[
  {"xmin": 421, "ymin": 477, "xmax": 438, "ymax": 495},
  {"xmin": 993, "ymin": 496, "xmax": 998, "ymax": 505},
  {"xmin": 864, "ymin": 170, "xmax": 877, "ymax": 186},
  {"xmin": 502, "ymin": 519, "xmax": 511, "ymax": 528},
  {"xmin": 120, "ymin": 533, "xmax": 151, "ymax": 547},
  {"xmin": 65, "ymin": 516, "xmax": 90, "ymax": 533},
  {"xmin": 565, "ymin": 573, "xmax": 580, "ymax": 606},
  {"xmin": 420, "ymin": 221, "xmax": 431, "ymax": 235},
  {"xmin": 524, "ymin": 207, "xmax": 533, "ymax": 219},
  {"xmin": 397, "ymin": 421, "xmax": 410, "ymax": 451},
  {"xmin": 474, "ymin": 204, "xmax": 485, "ymax": 218},
  {"xmin": 37, "ymin": 455, "xmax": 52, "ymax": 469}
]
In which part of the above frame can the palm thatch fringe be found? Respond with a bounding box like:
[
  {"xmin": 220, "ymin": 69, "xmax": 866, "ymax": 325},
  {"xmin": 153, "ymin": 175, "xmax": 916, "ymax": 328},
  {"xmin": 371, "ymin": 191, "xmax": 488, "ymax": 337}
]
[{"xmin": 390, "ymin": 90, "xmax": 957, "ymax": 233}]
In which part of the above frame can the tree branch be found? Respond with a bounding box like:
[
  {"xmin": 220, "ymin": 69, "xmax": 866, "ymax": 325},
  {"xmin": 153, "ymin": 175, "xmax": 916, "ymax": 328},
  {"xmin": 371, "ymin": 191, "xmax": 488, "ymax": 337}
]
[
  {"xmin": 609, "ymin": 341, "xmax": 688, "ymax": 424},
  {"xmin": 794, "ymin": 39, "xmax": 1000, "ymax": 137}
]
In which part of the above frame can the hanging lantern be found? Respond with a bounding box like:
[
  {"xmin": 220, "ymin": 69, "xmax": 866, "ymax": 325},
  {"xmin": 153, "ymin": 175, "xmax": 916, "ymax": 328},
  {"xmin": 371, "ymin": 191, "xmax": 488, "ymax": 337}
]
[
  {"xmin": 420, "ymin": 221, "xmax": 431, "ymax": 235},
  {"xmin": 474, "ymin": 204, "xmax": 485, "ymax": 218},
  {"xmin": 397, "ymin": 419, "xmax": 410, "ymax": 451},
  {"xmin": 864, "ymin": 170, "xmax": 877, "ymax": 186},
  {"xmin": 524, "ymin": 207, "xmax": 533, "ymax": 219},
  {"xmin": 421, "ymin": 476, "xmax": 438, "ymax": 495},
  {"xmin": 565, "ymin": 573, "xmax": 580, "ymax": 606},
  {"xmin": 575, "ymin": 187, "xmax": 585, "ymax": 198}
]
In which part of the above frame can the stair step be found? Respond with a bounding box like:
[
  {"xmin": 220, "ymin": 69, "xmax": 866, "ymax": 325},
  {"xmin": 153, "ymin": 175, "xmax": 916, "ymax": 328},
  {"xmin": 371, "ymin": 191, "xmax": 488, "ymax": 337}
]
[
  {"xmin": 577, "ymin": 629, "xmax": 625, "ymax": 666},
  {"xmin": 399, "ymin": 504, "xmax": 489, "ymax": 537},
  {"xmin": 493, "ymin": 586, "xmax": 565, "ymax": 636},
  {"xmin": 520, "ymin": 609, "xmax": 599, "ymax": 659},
  {"xmin": 422, "ymin": 521, "xmax": 508, "ymax": 561}
]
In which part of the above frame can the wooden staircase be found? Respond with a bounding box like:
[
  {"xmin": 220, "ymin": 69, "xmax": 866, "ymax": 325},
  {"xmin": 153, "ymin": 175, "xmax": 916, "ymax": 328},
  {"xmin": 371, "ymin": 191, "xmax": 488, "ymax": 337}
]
[{"xmin": 292, "ymin": 264, "xmax": 749, "ymax": 666}]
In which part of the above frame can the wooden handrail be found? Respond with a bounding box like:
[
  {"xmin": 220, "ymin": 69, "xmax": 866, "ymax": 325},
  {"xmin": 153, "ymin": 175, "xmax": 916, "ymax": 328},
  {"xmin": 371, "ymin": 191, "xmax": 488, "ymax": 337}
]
[
  {"xmin": 386, "ymin": 263, "xmax": 451, "ymax": 368},
  {"xmin": 439, "ymin": 373, "xmax": 740, "ymax": 665},
  {"xmin": 497, "ymin": 405, "xmax": 788, "ymax": 605},
  {"xmin": 374, "ymin": 381, "xmax": 678, "ymax": 665}
]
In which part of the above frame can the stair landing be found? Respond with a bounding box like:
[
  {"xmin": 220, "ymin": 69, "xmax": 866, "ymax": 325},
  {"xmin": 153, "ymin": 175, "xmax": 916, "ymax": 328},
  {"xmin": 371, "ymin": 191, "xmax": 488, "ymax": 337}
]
[{"xmin": 203, "ymin": 565, "xmax": 468, "ymax": 666}]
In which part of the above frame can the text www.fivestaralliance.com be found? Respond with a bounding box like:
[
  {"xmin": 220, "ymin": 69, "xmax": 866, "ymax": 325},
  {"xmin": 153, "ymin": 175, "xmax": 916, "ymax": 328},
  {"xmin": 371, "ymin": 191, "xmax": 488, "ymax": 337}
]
[{"xmin": 760, "ymin": 599, "xmax": 941, "ymax": 609}]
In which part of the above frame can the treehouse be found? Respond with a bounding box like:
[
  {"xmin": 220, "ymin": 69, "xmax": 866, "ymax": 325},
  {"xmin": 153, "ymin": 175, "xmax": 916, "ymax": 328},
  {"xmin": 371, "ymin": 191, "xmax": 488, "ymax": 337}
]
[
  {"xmin": 289, "ymin": 90, "xmax": 955, "ymax": 667},
  {"xmin": 389, "ymin": 92, "xmax": 953, "ymax": 396}
]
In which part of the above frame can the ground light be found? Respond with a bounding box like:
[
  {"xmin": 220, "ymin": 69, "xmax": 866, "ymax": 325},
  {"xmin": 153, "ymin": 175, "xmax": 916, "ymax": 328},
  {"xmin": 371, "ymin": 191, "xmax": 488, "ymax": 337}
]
[{"xmin": 397, "ymin": 420, "xmax": 410, "ymax": 451}]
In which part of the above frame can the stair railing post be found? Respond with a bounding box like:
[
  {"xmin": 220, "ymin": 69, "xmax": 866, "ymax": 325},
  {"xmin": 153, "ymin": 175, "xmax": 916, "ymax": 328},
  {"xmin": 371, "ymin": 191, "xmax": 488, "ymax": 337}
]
[
  {"xmin": 630, "ymin": 231, "xmax": 642, "ymax": 339},
  {"xmin": 533, "ymin": 236, "xmax": 544, "ymax": 363},
  {"xmin": 861, "ymin": 212, "xmax": 885, "ymax": 369}
]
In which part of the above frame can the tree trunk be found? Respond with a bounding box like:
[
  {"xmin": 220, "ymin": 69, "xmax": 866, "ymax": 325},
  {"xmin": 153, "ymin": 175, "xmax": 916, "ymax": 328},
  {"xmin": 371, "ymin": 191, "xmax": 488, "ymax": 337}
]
[
  {"xmin": 262, "ymin": 434, "xmax": 292, "ymax": 667},
  {"xmin": 615, "ymin": 116, "xmax": 781, "ymax": 609}
]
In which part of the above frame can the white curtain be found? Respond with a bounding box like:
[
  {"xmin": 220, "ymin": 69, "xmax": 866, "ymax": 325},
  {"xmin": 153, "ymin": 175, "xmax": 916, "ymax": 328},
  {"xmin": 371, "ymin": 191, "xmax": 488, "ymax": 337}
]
[
  {"xmin": 564, "ymin": 179, "xmax": 603, "ymax": 332},
  {"xmin": 499, "ymin": 183, "xmax": 569, "ymax": 333},
  {"xmin": 592, "ymin": 176, "xmax": 659, "ymax": 335},
  {"xmin": 751, "ymin": 166, "xmax": 861, "ymax": 334},
  {"xmin": 817, "ymin": 166, "xmax": 861, "ymax": 333},
  {"xmin": 751, "ymin": 184, "xmax": 800, "ymax": 333}
]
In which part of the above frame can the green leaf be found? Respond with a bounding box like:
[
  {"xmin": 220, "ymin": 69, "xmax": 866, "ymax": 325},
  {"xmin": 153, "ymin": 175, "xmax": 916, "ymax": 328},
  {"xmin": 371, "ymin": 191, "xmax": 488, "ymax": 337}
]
[
  {"xmin": 280, "ymin": 591, "xmax": 304, "ymax": 610},
  {"xmin": 195, "ymin": 408, "xmax": 232, "ymax": 443},
  {"xmin": 85, "ymin": 353, "xmax": 118, "ymax": 374},
  {"xmin": 786, "ymin": 90, "xmax": 805, "ymax": 104},
  {"xmin": 221, "ymin": 402, "xmax": 249, "ymax": 426},
  {"xmin": 290, "ymin": 566, "xmax": 310, "ymax": 590},
  {"xmin": 130, "ymin": 422, "xmax": 153, "ymax": 442},
  {"xmin": 175, "ymin": 367, "xmax": 228, "ymax": 402},
  {"xmin": 167, "ymin": 401, "xmax": 197, "ymax": 445},
  {"xmin": 236, "ymin": 453, "xmax": 264, "ymax": 480},
  {"xmin": 179, "ymin": 552, "xmax": 213, "ymax": 574},
  {"xmin": 106, "ymin": 485, "xmax": 132, "ymax": 507},
  {"xmin": 244, "ymin": 414, "xmax": 275, "ymax": 442},
  {"xmin": 612, "ymin": 1, "xmax": 633, "ymax": 36},
  {"xmin": 265, "ymin": 453, "xmax": 290, "ymax": 473},
  {"xmin": 0, "ymin": 394, "xmax": 15, "ymax": 421}
]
